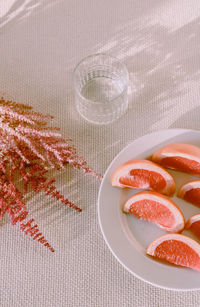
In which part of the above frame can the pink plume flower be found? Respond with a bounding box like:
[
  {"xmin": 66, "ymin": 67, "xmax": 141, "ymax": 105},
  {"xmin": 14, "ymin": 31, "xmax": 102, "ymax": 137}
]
[{"xmin": 0, "ymin": 97, "xmax": 102, "ymax": 252}]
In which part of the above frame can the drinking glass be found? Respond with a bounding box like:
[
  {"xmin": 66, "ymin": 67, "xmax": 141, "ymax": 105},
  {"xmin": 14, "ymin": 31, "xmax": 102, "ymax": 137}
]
[{"xmin": 73, "ymin": 53, "xmax": 129, "ymax": 124}]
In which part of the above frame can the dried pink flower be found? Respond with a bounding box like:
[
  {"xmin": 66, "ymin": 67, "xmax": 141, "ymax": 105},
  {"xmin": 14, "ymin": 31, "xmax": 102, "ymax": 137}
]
[{"xmin": 0, "ymin": 97, "xmax": 102, "ymax": 252}]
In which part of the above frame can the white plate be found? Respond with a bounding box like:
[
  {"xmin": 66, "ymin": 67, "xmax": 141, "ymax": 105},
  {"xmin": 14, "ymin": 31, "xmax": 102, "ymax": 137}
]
[{"xmin": 98, "ymin": 129, "xmax": 200, "ymax": 290}]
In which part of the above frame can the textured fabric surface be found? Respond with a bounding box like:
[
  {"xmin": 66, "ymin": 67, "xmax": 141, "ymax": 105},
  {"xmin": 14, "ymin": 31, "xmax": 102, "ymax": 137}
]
[{"xmin": 1, "ymin": 0, "xmax": 200, "ymax": 306}]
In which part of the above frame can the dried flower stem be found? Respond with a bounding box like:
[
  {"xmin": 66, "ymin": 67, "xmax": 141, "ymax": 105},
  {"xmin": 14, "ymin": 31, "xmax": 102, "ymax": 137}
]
[{"xmin": 0, "ymin": 97, "xmax": 102, "ymax": 252}]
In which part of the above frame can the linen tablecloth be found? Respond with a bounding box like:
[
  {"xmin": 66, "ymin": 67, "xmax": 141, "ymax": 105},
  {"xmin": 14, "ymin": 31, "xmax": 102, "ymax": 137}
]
[{"xmin": 1, "ymin": 0, "xmax": 200, "ymax": 306}]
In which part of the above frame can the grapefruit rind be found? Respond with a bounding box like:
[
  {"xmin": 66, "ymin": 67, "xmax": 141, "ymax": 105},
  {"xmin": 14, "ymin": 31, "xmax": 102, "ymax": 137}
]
[
  {"xmin": 152, "ymin": 143, "xmax": 200, "ymax": 174},
  {"xmin": 178, "ymin": 180, "xmax": 200, "ymax": 199},
  {"xmin": 185, "ymin": 214, "xmax": 200, "ymax": 229},
  {"xmin": 112, "ymin": 159, "xmax": 175, "ymax": 195},
  {"xmin": 123, "ymin": 191, "xmax": 184, "ymax": 233},
  {"xmin": 147, "ymin": 234, "xmax": 200, "ymax": 256},
  {"xmin": 147, "ymin": 234, "xmax": 200, "ymax": 271}
]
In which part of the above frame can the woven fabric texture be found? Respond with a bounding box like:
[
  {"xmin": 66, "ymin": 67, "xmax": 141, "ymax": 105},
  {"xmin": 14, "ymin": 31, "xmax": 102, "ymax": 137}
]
[{"xmin": 0, "ymin": 0, "xmax": 200, "ymax": 306}]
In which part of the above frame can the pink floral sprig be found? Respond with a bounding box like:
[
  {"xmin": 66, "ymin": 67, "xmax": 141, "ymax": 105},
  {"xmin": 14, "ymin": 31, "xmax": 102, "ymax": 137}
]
[{"xmin": 0, "ymin": 97, "xmax": 102, "ymax": 252}]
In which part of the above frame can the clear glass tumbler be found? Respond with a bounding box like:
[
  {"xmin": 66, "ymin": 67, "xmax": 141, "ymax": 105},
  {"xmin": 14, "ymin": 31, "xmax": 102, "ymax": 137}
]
[{"xmin": 73, "ymin": 53, "xmax": 129, "ymax": 124}]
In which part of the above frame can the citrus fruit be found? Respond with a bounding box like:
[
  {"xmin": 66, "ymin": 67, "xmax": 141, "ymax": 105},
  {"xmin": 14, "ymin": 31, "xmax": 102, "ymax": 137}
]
[
  {"xmin": 152, "ymin": 143, "xmax": 200, "ymax": 175},
  {"xmin": 178, "ymin": 180, "xmax": 200, "ymax": 207},
  {"xmin": 185, "ymin": 214, "xmax": 200, "ymax": 239},
  {"xmin": 112, "ymin": 159, "xmax": 175, "ymax": 196},
  {"xmin": 147, "ymin": 234, "xmax": 200, "ymax": 271},
  {"xmin": 123, "ymin": 191, "xmax": 184, "ymax": 232}
]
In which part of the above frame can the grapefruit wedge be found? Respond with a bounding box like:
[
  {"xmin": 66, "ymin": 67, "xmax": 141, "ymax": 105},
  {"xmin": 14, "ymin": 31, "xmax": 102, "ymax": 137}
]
[
  {"xmin": 185, "ymin": 214, "xmax": 200, "ymax": 239},
  {"xmin": 112, "ymin": 159, "xmax": 175, "ymax": 196},
  {"xmin": 123, "ymin": 191, "xmax": 184, "ymax": 232},
  {"xmin": 147, "ymin": 234, "xmax": 200, "ymax": 272},
  {"xmin": 152, "ymin": 143, "xmax": 200, "ymax": 175},
  {"xmin": 178, "ymin": 180, "xmax": 200, "ymax": 207}
]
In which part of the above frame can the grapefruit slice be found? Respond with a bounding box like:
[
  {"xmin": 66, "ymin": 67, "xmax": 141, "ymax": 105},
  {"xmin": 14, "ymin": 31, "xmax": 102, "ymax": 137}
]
[
  {"xmin": 178, "ymin": 180, "xmax": 200, "ymax": 207},
  {"xmin": 147, "ymin": 234, "xmax": 200, "ymax": 271},
  {"xmin": 152, "ymin": 143, "xmax": 200, "ymax": 175},
  {"xmin": 185, "ymin": 214, "xmax": 200, "ymax": 239},
  {"xmin": 112, "ymin": 159, "xmax": 175, "ymax": 196},
  {"xmin": 123, "ymin": 191, "xmax": 184, "ymax": 232}
]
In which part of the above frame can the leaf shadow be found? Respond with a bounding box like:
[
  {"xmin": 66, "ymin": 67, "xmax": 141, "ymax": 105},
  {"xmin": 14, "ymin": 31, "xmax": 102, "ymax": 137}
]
[
  {"xmin": 0, "ymin": 0, "xmax": 60, "ymax": 30},
  {"xmin": 70, "ymin": 17, "xmax": 200, "ymax": 168}
]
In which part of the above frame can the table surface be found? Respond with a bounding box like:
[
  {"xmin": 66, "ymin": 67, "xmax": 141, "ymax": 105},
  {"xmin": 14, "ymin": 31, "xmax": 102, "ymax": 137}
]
[{"xmin": 1, "ymin": 0, "xmax": 200, "ymax": 306}]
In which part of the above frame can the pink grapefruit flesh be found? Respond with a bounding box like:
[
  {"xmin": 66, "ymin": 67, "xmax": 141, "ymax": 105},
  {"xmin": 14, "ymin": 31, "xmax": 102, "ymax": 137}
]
[
  {"xmin": 123, "ymin": 191, "xmax": 184, "ymax": 232},
  {"xmin": 178, "ymin": 180, "xmax": 200, "ymax": 207},
  {"xmin": 152, "ymin": 143, "xmax": 200, "ymax": 175},
  {"xmin": 186, "ymin": 214, "xmax": 200, "ymax": 239},
  {"xmin": 147, "ymin": 234, "xmax": 200, "ymax": 272},
  {"xmin": 112, "ymin": 159, "xmax": 175, "ymax": 196}
]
